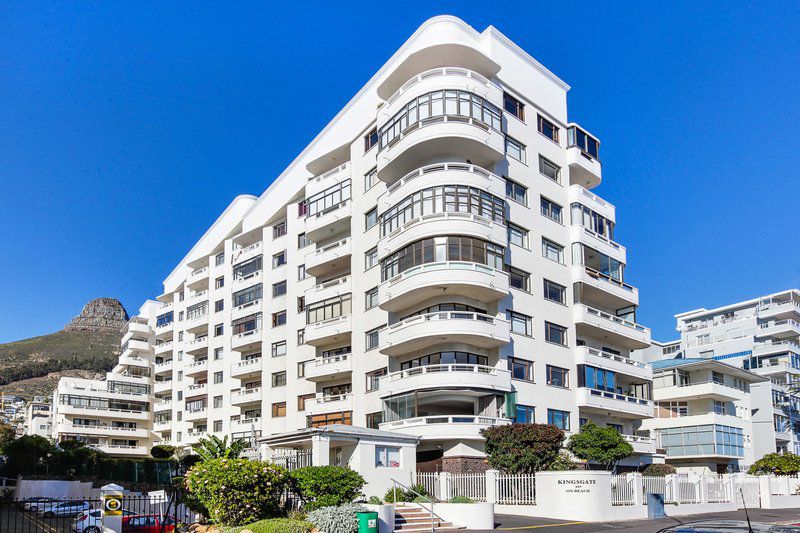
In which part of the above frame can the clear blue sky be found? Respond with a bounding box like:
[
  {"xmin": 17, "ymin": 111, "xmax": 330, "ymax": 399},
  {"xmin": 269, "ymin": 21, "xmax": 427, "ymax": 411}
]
[{"xmin": 1, "ymin": 1, "xmax": 799, "ymax": 343}]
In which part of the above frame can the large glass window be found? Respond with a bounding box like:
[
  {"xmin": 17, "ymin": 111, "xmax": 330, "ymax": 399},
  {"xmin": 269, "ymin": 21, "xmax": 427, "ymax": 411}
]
[
  {"xmin": 539, "ymin": 156, "xmax": 560, "ymax": 182},
  {"xmin": 306, "ymin": 294, "xmax": 352, "ymax": 324},
  {"xmin": 547, "ymin": 409, "xmax": 570, "ymax": 430},
  {"xmin": 503, "ymin": 93, "xmax": 524, "ymax": 121},
  {"xmin": 508, "ymin": 357, "xmax": 534, "ymax": 381},
  {"xmin": 186, "ymin": 302, "xmax": 208, "ymax": 320},
  {"xmin": 381, "ymin": 236, "xmax": 504, "ymax": 281},
  {"xmin": 379, "ymin": 90, "xmax": 502, "ymax": 149},
  {"xmin": 401, "ymin": 303, "xmax": 485, "ymax": 321},
  {"xmin": 568, "ymin": 126, "xmax": 600, "ymax": 159},
  {"xmin": 547, "ymin": 366, "xmax": 569, "ymax": 388},
  {"xmin": 538, "ymin": 115, "xmax": 559, "ymax": 143},
  {"xmin": 507, "ymin": 310, "xmax": 532, "ymax": 336},
  {"xmin": 657, "ymin": 425, "xmax": 743, "ymax": 458},
  {"xmin": 505, "ymin": 178, "xmax": 527, "ymax": 204},
  {"xmin": 543, "ymin": 279, "xmax": 566, "ymax": 304},
  {"xmin": 380, "ymin": 184, "xmax": 505, "ymax": 236},
  {"xmin": 545, "ymin": 322, "xmax": 568, "ymax": 346},
  {"xmin": 570, "ymin": 203, "xmax": 615, "ymax": 241},
  {"xmin": 232, "ymin": 313, "xmax": 262, "ymax": 335},
  {"xmin": 540, "ymin": 197, "xmax": 563, "ymax": 223},
  {"xmin": 156, "ymin": 312, "xmax": 173, "ymax": 328},
  {"xmin": 542, "ymin": 238, "xmax": 565, "ymax": 264},
  {"xmin": 303, "ymin": 179, "xmax": 351, "ymax": 217},
  {"xmin": 232, "ymin": 284, "xmax": 262, "ymax": 307},
  {"xmin": 578, "ymin": 365, "xmax": 616, "ymax": 393},
  {"xmin": 401, "ymin": 351, "xmax": 488, "ymax": 370},
  {"xmin": 572, "ymin": 242, "xmax": 624, "ymax": 281},
  {"xmin": 505, "ymin": 136, "xmax": 526, "ymax": 162},
  {"xmin": 515, "ymin": 405, "xmax": 535, "ymax": 424}
]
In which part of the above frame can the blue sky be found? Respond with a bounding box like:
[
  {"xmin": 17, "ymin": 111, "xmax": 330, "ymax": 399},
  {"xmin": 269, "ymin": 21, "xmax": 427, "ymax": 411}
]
[{"xmin": 1, "ymin": 1, "xmax": 799, "ymax": 343}]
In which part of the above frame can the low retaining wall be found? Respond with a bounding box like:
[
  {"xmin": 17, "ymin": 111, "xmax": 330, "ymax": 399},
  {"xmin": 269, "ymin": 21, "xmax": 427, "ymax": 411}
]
[{"xmin": 15, "ymin": 479, "xmax": 100, "ymax": 500}]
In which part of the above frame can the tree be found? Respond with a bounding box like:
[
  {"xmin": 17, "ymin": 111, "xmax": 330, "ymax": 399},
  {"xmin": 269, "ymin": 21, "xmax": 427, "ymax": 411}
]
[
  {"xmin": 195, "ymin": 435, "xmax": 248, "ymax": 461},
  {"xmin": 748, "ymin": 453, "xmax": 800, "ymax": 476},
  {"xmin": 150, "ymin": 444, "xmax": 176, "ymax": 459},
  {"xmin": 643, "ymin": 464, "xmax": 676, "ymax": 476},
  {"xmin": 289, "ymin": 466, "xmax": 365, "ymax": 510},
  {"xmin": 0, "ymin": 423, "xmax": 15, "ymax": 452},
  {"xmin": 480, "ymin": 423, "xmax": 565, "ymax": 473},
  {"xmin": 566, "ymin": 422, "xmax": 633, "ymax": 472},
  {"xmin": 1, "ymin": 435, "xmax": 55, "ymax": 475}
]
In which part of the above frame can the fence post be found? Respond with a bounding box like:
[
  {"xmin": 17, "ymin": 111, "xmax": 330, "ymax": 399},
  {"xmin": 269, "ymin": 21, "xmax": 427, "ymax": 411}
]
[
  {"xmin": 758, "ymin": 476, "xmax": 772, "ymax": 509},
  {"xmin": 631, "ymin": 473, "xmax": 643, "ymax": 505},
  {"xmin": 485, "ymin": 470, "xmax": 498, "ymax": 504},
  {"xmin": 439, "ymin": 472, "xmax": 451, "ymax": 502},
  {"xmin": 696, "ymin": 474, "xmax": 708, "ymax": 504},
  {"xmin": 101, "ymin": 483, "xmax": 125, "ymax": 533}
]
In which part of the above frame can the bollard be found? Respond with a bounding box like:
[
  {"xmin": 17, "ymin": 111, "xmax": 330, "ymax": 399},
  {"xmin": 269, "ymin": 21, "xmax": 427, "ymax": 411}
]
[{"xmin": 101, "ymin": 483, "xmax": 125, "ymax": 533}]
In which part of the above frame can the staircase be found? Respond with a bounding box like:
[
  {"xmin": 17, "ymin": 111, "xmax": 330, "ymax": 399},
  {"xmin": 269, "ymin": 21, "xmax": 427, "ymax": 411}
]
[{"xmin": 394, "ymin": 504, "xmax": 463, "ymax": 531}]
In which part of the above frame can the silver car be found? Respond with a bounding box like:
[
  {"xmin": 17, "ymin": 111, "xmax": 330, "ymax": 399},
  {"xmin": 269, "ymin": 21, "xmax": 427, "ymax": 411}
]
[{"xmin": 38, "ymin": 500, "xmax": 91, "ymax": 518}]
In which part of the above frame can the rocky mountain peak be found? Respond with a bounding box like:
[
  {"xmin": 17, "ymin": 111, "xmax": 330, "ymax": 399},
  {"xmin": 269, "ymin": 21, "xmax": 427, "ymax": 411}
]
[{"xmin": 64, "ymin": 298, "xmax": 129, "ymax": 333}]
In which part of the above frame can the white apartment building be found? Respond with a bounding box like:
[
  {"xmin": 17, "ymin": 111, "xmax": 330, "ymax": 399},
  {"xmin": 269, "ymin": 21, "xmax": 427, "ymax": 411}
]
[
  {"xmin": 58, "ymin": 16, "xmax": 657, "ymax": 470},
  {"xmin": 640, "ymin": 358, "xmax": 767, "ymax": 473},
  {"xmin": 22, "ymin": 397, "xmax": 52, "ymax": 438},
  {"xmin": 52, "ymin": 302, "xmax": 160, "ymax": 456},
  {"xmin": 640, "ymin": 289, "xmax": 800, "ymax": 463}
]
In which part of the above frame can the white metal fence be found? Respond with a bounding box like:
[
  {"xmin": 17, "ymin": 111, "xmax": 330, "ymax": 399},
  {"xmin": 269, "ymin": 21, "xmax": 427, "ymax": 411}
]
[
  {"xmin": 448, "ymin": 473, "xmax": 487, "ymax": 502},
  {"xmin": 611, "ymin": 475, "xmax": 637, "ymax": 506},
  {"xmin": 496, "ymin": 473, "xmax": 536, "ymax": 504},
  {"xmin": 414, "ymin": 471, "xmax": 441, "ymax": 500},
  {"xmin": 768, "ymin": 474, "xmax": 800, "ymax": 495}
]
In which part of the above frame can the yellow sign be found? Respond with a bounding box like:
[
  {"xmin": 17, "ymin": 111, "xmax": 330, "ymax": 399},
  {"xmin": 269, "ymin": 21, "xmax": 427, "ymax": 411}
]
[{"xmin": 103, "ymin": 494, "xmax": 123, "ymax": 516}]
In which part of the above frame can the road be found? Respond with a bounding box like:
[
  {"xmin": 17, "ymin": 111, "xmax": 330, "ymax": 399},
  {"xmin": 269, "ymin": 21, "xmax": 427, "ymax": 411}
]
[
  {"xmin": 465, "ymin": 508, "xmax": 800, "ymax": 532},
  {"xmin": 0, "ymin": 504, "xmax": 81, "ymax": 533}
]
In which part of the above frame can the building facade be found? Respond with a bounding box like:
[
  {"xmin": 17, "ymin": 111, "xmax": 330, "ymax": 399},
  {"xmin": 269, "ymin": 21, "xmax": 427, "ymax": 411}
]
[
  {"xmin": 54, "ymin": 16, "xmax": 657, "ymax": 469},
  {"xmin": 640, "ymin": 289, "xmax": 800, "ymax": 466},
  {"xmin": 22, "ymin": 397, "xmax": 52, "ymax": 438}
]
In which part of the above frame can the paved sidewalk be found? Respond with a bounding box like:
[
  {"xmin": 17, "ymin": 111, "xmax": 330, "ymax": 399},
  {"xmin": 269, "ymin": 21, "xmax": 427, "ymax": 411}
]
[{"xmin": 464, "ymin": 507, "xmax": 800, "ymax": 532}]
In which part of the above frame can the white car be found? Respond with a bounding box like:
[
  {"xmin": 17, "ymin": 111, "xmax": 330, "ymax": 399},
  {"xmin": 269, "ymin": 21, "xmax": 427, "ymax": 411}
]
[
  {"xmin": 73, "ymin": 508, "xmax": 136, "ymax": 533},
  {"xmin": 21, "ymin": 497, "xmax": 58, "ymax": 511},
  {"xmin": 38, "ymin": 500, "xmax": 91, "ymax": 518}
]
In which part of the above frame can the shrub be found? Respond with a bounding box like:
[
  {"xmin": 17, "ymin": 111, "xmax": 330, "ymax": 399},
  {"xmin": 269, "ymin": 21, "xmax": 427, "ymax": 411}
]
[
  {"xmin": 643, "ymin": 464, "xmax": 676, "ymax": 477},
  {"xmin": 367, "ymin": 496, "xmax": 382, "ymax": 505},
  {"xmin": 481, "ymin": 423, "xmax": 565, "ymax": 473},
  {"xmin": 289, "ymin": 466, "xmax": 365, "ymax": 510},
  {"xmin": 307, "ymin": 503, "xmax": 366, "ymax": 533},
  {"xmin": 448, "ymin": 496, "xmax": 474, "ymax": 503},
  {"xmin": 150, "ymin": 444, "xmax": 176, "ymax": 459},
  {"xmin": 749, "ymin": 453, "xmax": 800, "ymax": 476},
  {"xmin": 382, "ymin": 483, "xmax": 428, "ymax": 503},
  {"xmin": 185, "ymin": 458, "xmax": 289, "ymax": 526},
  {"xmin": 412, "ymin": 495, "xmax": 432, "ymax": 503},
  {"xmin": 224, "ymin": 518, "xmax": 313, "ymax": 533},
  {"xmin": 566, "ymin": 422, "xmax": 634, "ymax": 471}
]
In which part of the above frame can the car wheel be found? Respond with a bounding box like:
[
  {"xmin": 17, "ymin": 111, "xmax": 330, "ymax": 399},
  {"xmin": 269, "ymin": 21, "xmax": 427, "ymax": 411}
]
[
  {"xmin": 44, "ymin": 511, "xmax": 54, "ymax": 518},
  {"xmin": 85, "ymin": 527, "xmax": 101, "ymax": 533}
]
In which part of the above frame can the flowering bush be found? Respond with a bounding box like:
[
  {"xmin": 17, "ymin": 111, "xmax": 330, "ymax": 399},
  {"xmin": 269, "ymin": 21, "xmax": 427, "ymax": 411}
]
[
  {"xmin": 185, "ymin": 458, "xmax": 289, "ymax": 525},
  {"xmin": 289, "ymin": 466, "xmax": 365, "ymax": 510},
  {"xmin": 307, "ymin": 503, "xmax": 366, "ymax": 533}
]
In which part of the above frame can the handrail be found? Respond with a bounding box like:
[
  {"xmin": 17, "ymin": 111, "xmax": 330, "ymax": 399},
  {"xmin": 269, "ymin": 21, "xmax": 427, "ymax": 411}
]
[
  {"xmin": 383, "ymin": 211, "xmax": 504, "ymax": 240},
  {"xmin": 309, "ymin": 162, "xmax": 350, "ymax": 183},
  {"xmin": 576, "ymin": 225, "xmax": 624, "ymax": 251},
  {"xmin": 569, "ymin": 184, "xmax": 615, "ymax": 210},
  {"xmin": 579, "ymin": 304, "xmax": 650, "ymax": 333},
  {"xmin": 581, "ymin": 266, "xmax": 635, "ymax": 292},
  {"xmin": 385, "ymin": 161, "xmax": 499, "ymax": 195},
  {"xmin": 384, "ymin": 260, "xmax": 507, "ymax": 287},
  {"xmin": 315, "ymin": 353, "xmax": 349, "ymax": 366},
  {"xmin": 580, "ymin": 346, "xmax": 650, "ymax": 369},
  {"xmin": 385, "ymin": 66, "xmax": 491, "ymax": 106},
  {"xmin": 386, "ymin": 364, "xmax": 507, "ymax": 381},
  {"xmin": 313, "ymin": 237, "xmax": 350, "ymax": 255},
  {"xmin": 391, "ymin": 477, "xmax": 437, "ymax": 533},
  {"xmin": 306, "ymin": 275, "xmax": 351, "ymax": 294},
  {"xmin": 761, "ymin": 319, "xmax": 800, "ymax": 329},
  {"xmin": 388, "ymin": 310, "xmax": 501, "ymax": 330},
  {"xmin": 677, "ymin": 379, "xmax": 745, "ymax": 391}
]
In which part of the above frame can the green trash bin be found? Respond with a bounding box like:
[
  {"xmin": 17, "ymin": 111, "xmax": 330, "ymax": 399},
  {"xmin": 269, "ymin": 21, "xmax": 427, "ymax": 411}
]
[{"xmin": 357, "ymin": 511, "xmax": 379, "ymax": 533}]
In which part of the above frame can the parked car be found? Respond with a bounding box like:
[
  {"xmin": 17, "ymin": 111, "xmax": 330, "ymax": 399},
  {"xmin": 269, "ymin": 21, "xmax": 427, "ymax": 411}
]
[
  {"xmin": 659, "ymin": 521, "xmax": 800, "ymax": 532},
  {"xmin": 122, "ymin": 514, "xmax": 176, "ymax": 532},
  {"xmin": 19, "ymin": 496, "xmax": 58, "ymax": 511},
  {"xmin": 38, "ymin": 500, "xmax": 91, "ymax": 518},
  {"xmin": 73, "ymin": 508, "xmax": 136, "ymax": 533}
]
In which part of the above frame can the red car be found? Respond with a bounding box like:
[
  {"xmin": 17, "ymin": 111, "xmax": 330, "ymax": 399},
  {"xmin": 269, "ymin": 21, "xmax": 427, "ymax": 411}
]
[{"xmin": 121, "ymin": 515, "xmax": 176, "ymax": 533}]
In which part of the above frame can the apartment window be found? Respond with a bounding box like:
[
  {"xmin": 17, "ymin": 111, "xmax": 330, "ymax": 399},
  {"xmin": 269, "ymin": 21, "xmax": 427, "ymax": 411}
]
[
  {"xmin": 505, "ymin": 136, "xmax": 526, "ymax": 163},
  {"xmin": 712, "ymin": 371, "xmax": 724, "ymax": 385},
  {"xmin": 506, "ymin": 266, "xmax": 530, "ymax": 292},
  {"xmin": 542, "ymin": 238, "xmax": 565, "ymax": 264},
  {"xmin": 272, "ymin": 371, "xmax": 287, "ymax": 387},
  {"xmin": 233, "ymin": 255, "xmax": 262, "ymax": 280},
  {"xmin": 272, "ymin": 220, "xmax": 287, "ymax": 239},
  {"xmin": 508, "ymin": 357, "xmax": 534, "ymax": 381},
  {"xmin": 297, "ymin": 329, "xmax": 305, "ymax": 345},
  {"xmin": 548, "ymin": 409, "xmax": 570, "ymax": 430},
  {"xmin": 213, "ymin": 396, "xmax": 223, "ymax": 408},
  {"xmin": 298, "ymin": 393, "xmax": 315, "ymax": 411},
  {"xmin": 214, "ymin": 300, "xmax": 224, "ymax": 312},
  {"xmin": 503, "ymin": 92, "xmax": 524, "ymax": 121},
  {"xmin": 271, "ymin": 341, "xmax": 287, "ymax": 358},
  {"xmin": 538, "ymin": 115, "xmax": 559, "ymax": 143},
  {"xmin": 365, "ymin": 326, "xmax": 382, "ymax": 351},
  {"xmin": 545, "ymin": 322, "xmax": 568, "ymax": 346},
  {"xmin": 298, "ymin": 264, "xmax": 307, "ymax": 280},
  {"xmin": 568, "ymin": 125, "xmax": 599, "ymax": 159},
  {"xmin": 366, "ymin": 368, "xmax": 387, "ymax": 392},
  {"xmin": 306, "ymin": 294, "xmax": 351, "ymax": 324},
  {"xmin": 515, "ymin": 405, "xmax": 535, "ymax": 424},
  {"xmin": 272, "ymin": 280, "xmax": 287, "ymax": 297},
  {"xmin": 304, "ymin": 179, "xmax": 351, "ymax": 217},
  {"xmin": 214, "ymin": 347, "xmax": 223, "ymax": 360},
  {"xmin": 187, "ymin": 302, "xmax": 207, "ymax": 320},
  {"xmin": 298, "ymin": 232, "xmax": 311, "ymax": 248},
  {"xmin": 156, "ymin": 312, "xmax": 174, "ymax": 328},
  {"xmin": 297, "ymin": 296, "xmax": 305, "ymax": 313},
  {"xmin": 538, "ymin": 155, "xmax": 560, "ymax": 182},
  {"xmin": 543, "ymin": 279, "xmax": 566, "ymax": 304},
  {"xmin": 272, "ymin": 310, "xmax": 286, "ymax": 327},
  {"xmin": 401, "ymin": 352, "xmax": 487, "ymax": 369},
  {"xmin": 272, "ymin": 251, "xmax": 286, "ymax": 268},
  {"xmin": 364, "ymin": 167, "xmax": 378, "ymax": 191},
  {"xmin": 381, "ymin": 236, "xmax": 504, "ymax": 281},
  {"xmin": 272, "ymin": 402, "xmax": 287, "ymax": 417},
  {"xmin": 713, "ymin": 401, "xmax": 726, "ymax": 415},
  {"xmin": 297, "ymin": 200, "xmax": 308, "ymax": 217},
  {"xmin": 365, "ymin": 247, "xmax": 378, "ymax": 270},
  {"xmin": 375, "ymin": 445, "xmax": 400, "ymax": 468},
  {"xmin": 214, "ymin": 324, "xmax": 223, "ymax": 336},
  {"xmin": 364, "ymin": 127, "xmax": 379, "ymax": 152},
  {"xmin": 297, "ymin": 360, "xmax": 310, "ymax": 377},
  {"xmin": 213, "ymin": 371, "xmax": 223, "ymax": 384},
  {"xmin": 507, "ymin": 310, "xmax": 533, "ymax": 336},
  {"xmin": 232, "ymin": 312, "xmax": 261, "ymax": 334},
  {"xmin": 540, "ymin": 197, "xmax": 563, "ymax": 223},
  {"xmin": 215, "ymin": 252, "xmax": 225, "ymax": 266},
  {"xmin": 570, "ymin": 203, "xmax": 615, "ymax": 240},
  {"xmin": 507, "ymin": 223, "xmax": 529, "ymax": 248},
  {"xmin": 178, "ymin": 312, "xmax": 184, "ymax": 323},
  {"xmin": 213, "ymin": 420, "xmax": 222, "ymax": 432},
  {"xmin": 365, "ymin": 207, "xmax": 378, "ymax": 230},
  {"xmin": 366, "ymin": 412, "xmax": 382, "ymax": 429},
  {"xmin": 547, "ymin": 365, "xmax": 569, "ymax": 388},
  {"xmin": 365, "ymin": 287, "xmax": 379, "ymax": 310},
  {"xmin": 505, "ymin": 178, "xmax": 527, "ymax": 205},
  {"xmin": 233, "ymin": 284, "xmax": 262, "ymax": 307},
  {"xmin": 215, "ymin": 276, "xmax": 225, "ymax": 289}
]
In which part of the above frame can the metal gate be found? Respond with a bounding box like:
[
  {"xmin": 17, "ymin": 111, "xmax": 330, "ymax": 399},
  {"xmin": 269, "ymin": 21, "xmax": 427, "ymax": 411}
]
[{"xmin": 734, "ymin": 475, "xmax": 761, "ymax": 509}]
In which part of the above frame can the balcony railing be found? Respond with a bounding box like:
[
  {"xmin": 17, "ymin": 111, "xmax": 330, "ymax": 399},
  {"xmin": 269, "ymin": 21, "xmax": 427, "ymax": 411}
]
[
  {"xmin": 385, "ymin": 161, "xmax": 499, "ymax": 195},
  {"xmin": 315, "ymin": 353, "xmax": 349, "ymax": 367},
  {"xmin": 384, "ymin": 364, "xmax": 503, "ymax": 382},
  {"xmin": 579, "ymin": 305, "xmax": 650, "ymax": 333},
  {"xmin": 381, "ymin": 415, "xmax": 510, "ymax": 430},
  {"xmin": 761, "ymin": 319, "xmax": 800, "ymax": 330},
  {"xmin": 190, "ymin": 266, "xmax": 208, "ymax": 278},
  {"xmin": 581, "ymin": 267, "xmax": 635, "ymax": 292},
  {"xmin": 581, "ymin": 346, "xmax": 650, "ymax": 370},
  {"xmin": 385, "ymin": 67, "xmax": 491, "ymax": 106},
  {"xmin": 315, "ymin": 393, "xmax": 352, "ymax": 404},
  {"xmin": 389, "ymin": 310, "xmax": 499, "ymax": 331},
  {"xmin": 584, "ymin": 388, "xmax": 653, "ymax": 407},
  {"xmin": 567, "ymin": 125, "xmax": 600, "ymax": 161}
]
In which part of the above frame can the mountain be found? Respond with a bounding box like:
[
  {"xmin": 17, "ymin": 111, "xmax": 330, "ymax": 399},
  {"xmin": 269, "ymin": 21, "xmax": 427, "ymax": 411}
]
[{"xmin": 0, "ymin": 298, "xmax": 128, "ymax": 399}]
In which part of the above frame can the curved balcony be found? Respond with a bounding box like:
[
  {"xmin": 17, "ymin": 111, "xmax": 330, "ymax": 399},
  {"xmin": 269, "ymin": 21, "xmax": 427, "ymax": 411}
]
[
  {"xmin": 757, "ymin": 300, "xmax": 800, "ymax": 321},
  {"xmin": 379, "ymin": 261, "xmax": 509, "ymax": 313},
  {"xmin": 305, "ymin": 393, "xmax": 353, "ymax": 416},
  {"xmin": 379, "ymin": 415, "xmax": 510, "ymax": 441},
  {"xmin": 381, "ymin": 311, "xmax": 510, "ymax": 356},
  {"xmin": 379, "ymin": 364, "xmax": 511, "ymax": 398},
  {"xmin": 186, "ymin": 266, "xmax": 209, "ymax": 290},
  {"xmin": 305, "ymin": 276, "xmax": 351, "ymax": 304},
  {"xmin": 123, "ymin": 321, "xmax": 151, "ymax": 339},
  {"xmin": 185, "ymin": 336, "xmax": 208, "ymax": 355},
  {"xmin": 305, "ymin": 353, "xmax": 352, "ymax": 382},
  {"xmin": 381, "ymin": 162, "xmax": 506, "ymax": 212},
  {"xmin": 653, "ymin": 381, "xmax": 744, "ymax": 403},
  {"xmin": 231, "ymin": 388, "xmax": 262, "ymax": 406},
  {"xmin": 305, "ymin": 238, "xmax": 351, "ymax": 278},
  {"xmin": 574, "ymin": 305, "xmax": 651, "ymax": 350},
  {"xmin": 571, "ymin": 266, "xmax": 638, "ymax": 309},
  {"xmin": 304, "ymin": 315, "xmax": 352, "ymax": 347},
  {"xmin": 575, "ymin": 346, "xmax": 651, "ymax": 381},
  {"xmin": 231, "ymin": 329, "xmax": 262, "ymax": 351},
  {"xmin": 379, "ymin": 212, "xmax": 507, "ymax": 260},
  {"xmin": 305, "ymin": 199, "xmax": 352, "ymax": 242},
  {"xmin": 377, "ymin": 116, "xmax": 505, "ymax": 184},
  {"xmin": 230, "ymin": 357, "xmax": 263, "ymax": 379}
]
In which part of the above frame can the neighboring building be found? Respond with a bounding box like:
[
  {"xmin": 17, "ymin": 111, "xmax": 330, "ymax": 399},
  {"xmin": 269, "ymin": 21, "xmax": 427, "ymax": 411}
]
[
  {"xmin": 67, "ymin": 16, "xmax": 657, "ymax": 467},
  {"xmin": 22, "ymin": 397, "xmax": 52, "ymax": 438},
  {"xmin": 639, "ymin": 289, "xmax": 800, "ymax": 463},
  {"xmin": 640, "ymin": 358, "xmax": 767, "ymax": 473},
  {"xmin": 51, "ymin": 301, "xmax": 161, "ymax": 456}
]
